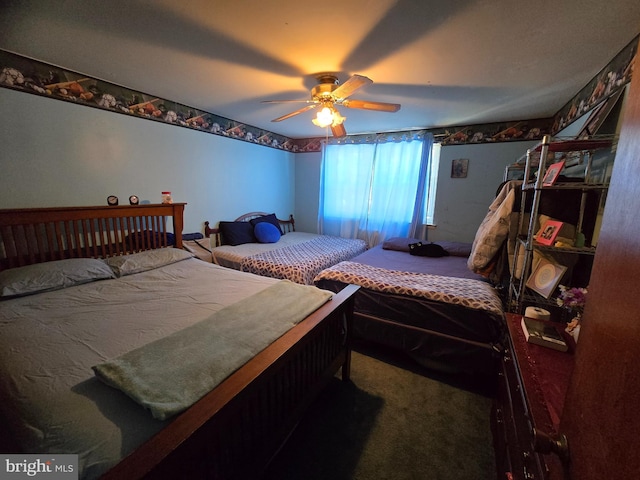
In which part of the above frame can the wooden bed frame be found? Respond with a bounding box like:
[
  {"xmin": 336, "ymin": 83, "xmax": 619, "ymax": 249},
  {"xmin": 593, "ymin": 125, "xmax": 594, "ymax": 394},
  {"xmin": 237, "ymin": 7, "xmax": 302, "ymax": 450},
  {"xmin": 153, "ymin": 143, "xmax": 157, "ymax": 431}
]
[
  {"xmin": 0, "ymin": 203, "xmax": 186, "ymax": 270},
  {"xmin": 204, "ymin": 211, "xmax": 295, "ymax": 248},
  {"xmin": 0, "ymin": 204, "xmax": 359, "ymax": 479}
]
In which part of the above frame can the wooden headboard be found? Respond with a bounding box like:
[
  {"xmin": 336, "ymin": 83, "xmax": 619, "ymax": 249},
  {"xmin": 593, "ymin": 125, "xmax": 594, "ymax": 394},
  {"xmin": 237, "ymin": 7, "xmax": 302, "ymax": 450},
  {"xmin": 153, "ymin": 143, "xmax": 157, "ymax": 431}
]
[
  {"xmin": 204, "ymin": 212, "xmax": 295, "ymax": 248},
  {"xmin": 0, "ymin": 203, "xmax": 186, "ymax": 271}
]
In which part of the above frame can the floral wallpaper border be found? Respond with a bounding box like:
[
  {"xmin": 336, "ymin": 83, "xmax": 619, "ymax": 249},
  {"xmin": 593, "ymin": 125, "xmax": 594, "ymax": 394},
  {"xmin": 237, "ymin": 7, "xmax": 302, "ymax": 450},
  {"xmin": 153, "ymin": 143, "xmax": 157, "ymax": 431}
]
[
  {"xmin": 432, "ymin": 117, "xmax": 552, "ymax": 146},
  {"xmin": 0, "ymin": 49, "xmax": 303, "ymax": 152},
  {"xmin": 551, "ymin": 35, "xmax": 637, "ymax": 134},
  {"xmin": 1, "ymin": 36, "xmax": 636, "ymax": 153}
]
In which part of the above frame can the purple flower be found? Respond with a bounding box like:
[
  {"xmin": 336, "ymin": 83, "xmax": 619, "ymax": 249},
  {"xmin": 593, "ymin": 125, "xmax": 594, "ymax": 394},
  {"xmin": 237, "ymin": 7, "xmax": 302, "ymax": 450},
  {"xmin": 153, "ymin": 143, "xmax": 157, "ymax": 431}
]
[{"xmin": 556, "ymin": 285, "xmax": 588, "ymax": 311}]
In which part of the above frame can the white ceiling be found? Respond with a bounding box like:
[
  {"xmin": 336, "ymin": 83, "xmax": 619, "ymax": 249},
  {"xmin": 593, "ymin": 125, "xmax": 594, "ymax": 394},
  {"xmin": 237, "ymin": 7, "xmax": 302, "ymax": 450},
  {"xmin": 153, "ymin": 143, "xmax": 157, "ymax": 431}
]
[{"xmin": 2, "ymin": 0, "xmax": 639, "ymax": 139}]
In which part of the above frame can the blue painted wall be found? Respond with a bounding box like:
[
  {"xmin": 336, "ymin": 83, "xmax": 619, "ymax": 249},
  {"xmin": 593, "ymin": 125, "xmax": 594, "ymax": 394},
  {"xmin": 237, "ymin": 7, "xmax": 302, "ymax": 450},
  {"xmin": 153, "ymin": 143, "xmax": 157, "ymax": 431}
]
[{"xmin": 0, "ymin": 87, "xmax": 295, "ymax": 234}]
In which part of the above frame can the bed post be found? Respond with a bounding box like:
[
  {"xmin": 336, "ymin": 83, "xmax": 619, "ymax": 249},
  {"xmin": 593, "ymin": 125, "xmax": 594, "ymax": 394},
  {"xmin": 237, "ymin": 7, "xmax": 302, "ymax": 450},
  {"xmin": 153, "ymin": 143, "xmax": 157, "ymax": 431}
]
[
  {"xmin": 341, "ymin": 286, "xmax": 356, "ymax": 382},
  {"xmin": 171, "ymin": 203, "xmax": 185, "ymax": 249}
]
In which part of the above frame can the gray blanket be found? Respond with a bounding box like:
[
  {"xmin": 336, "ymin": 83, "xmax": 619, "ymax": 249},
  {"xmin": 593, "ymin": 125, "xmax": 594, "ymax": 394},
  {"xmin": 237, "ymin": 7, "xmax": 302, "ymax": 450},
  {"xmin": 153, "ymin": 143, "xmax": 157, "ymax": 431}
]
[{"xmin": 93, "ymin": 280, "xmax": 332, "ymax": 420}]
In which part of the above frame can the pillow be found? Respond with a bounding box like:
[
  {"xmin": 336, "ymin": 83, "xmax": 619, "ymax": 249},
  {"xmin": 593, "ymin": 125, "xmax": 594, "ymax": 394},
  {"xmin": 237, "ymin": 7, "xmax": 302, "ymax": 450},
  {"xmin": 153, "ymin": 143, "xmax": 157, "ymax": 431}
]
[
  {"xmin": 0, "ymin": 258, "xmax": 115, "ymax": 298},
  {"xmin": 408, "ymin": 242, "xmax": 450, "ymax": 258},
  {"xmin": 218, "ymin": 221, "xmax": 256, "ymax": 246},
  {"xmin": 254, "ymin": 221, "xmax": 281, "ymax": 243},
  {"xmin": 435, "ymin": 241, "xmax": 473, "ymax": 257},
  {"xmin": 382, "ymin": 237, "xmax": 422, "ymax": 252},
  {"xmin": 182, "ymin": 232, "xmax": 204, "ymax": 241},
  {"xmin": 105, "ymin": 248, "xmax": 194, "ymax": 277},
  {"xmin": 249, "ymin": 213, "xmax": 284, "ymax": 235}
]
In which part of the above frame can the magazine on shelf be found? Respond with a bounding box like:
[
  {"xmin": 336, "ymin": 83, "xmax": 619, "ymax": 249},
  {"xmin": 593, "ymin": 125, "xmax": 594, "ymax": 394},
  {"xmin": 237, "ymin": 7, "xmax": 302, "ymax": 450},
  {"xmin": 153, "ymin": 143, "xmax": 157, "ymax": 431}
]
[{"xmin": 521, "ymin": 316, "xmax": 568, "ymax": 352}]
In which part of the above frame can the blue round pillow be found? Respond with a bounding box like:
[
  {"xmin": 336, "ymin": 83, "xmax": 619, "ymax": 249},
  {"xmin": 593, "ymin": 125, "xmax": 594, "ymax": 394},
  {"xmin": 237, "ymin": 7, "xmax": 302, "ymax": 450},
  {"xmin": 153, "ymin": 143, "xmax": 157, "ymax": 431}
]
[{"xmin": 254, "ymin": 221, "xmax": 281, "ymax": 243}]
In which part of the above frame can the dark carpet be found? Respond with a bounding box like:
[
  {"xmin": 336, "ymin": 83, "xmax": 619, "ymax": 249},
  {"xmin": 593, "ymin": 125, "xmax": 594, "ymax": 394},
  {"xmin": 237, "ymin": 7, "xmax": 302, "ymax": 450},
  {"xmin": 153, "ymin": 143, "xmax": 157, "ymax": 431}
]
[{"xmin": 262, "ymin": 343, "xmax": 497, "ymax": 480}]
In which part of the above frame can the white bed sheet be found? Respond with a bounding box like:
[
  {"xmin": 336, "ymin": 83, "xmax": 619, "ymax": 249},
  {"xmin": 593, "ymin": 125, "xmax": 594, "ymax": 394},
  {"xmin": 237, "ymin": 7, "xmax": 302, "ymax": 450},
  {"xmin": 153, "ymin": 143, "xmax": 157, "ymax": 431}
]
[
  {"xmin": 0, "ymin": 258, "xmax": 280, "ymax": 479},
  {"xmin": 212, "ymin": 231, "xmax": 321, "ymax": 269}
]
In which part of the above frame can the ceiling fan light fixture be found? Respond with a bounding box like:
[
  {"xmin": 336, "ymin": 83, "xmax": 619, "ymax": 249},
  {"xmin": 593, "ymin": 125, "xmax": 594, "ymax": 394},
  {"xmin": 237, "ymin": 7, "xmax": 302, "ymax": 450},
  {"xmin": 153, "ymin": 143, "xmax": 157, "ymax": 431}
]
[
  {"xmin": 265, "ymin": 73, "xmax": 398, "ymax": 136},
  {"xmin": 312, "ymin": 106, "xmax": 335, "ymax": 128},
  {"xmin": 312, "ymin": 105, "xmax": 346, "ymax": 128},
  {"xmin": 331, "ymin": 110, "xmax": 345, "ymax": 126}
]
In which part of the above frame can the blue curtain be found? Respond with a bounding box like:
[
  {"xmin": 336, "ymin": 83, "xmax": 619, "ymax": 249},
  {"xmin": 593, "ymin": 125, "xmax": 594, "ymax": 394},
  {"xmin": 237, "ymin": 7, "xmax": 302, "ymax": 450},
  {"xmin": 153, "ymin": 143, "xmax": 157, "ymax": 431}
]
[{"xmin": 318, "ymin": 130, "xmax": 434, "ymax": 246}]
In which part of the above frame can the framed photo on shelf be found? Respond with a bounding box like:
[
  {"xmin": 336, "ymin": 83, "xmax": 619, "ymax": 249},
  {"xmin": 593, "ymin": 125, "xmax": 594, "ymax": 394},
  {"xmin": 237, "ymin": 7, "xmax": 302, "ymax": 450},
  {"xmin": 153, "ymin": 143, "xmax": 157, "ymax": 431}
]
[
  {"xmin": 542, "ymin": 160, "xmax": 565, "ymax": 186},
  {"xmin": 526, "ymin": 256, "xmax": 567, "ymax": 299},
  {"xmin": 536, "ymin": 219, "xmax": 563, "ymax": 246}
]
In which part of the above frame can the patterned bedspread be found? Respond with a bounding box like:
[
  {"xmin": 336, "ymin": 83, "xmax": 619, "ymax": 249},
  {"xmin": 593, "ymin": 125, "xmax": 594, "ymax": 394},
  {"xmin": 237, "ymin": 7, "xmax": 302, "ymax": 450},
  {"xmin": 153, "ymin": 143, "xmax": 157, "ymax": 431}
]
[
  {"xmin": 241, "ymin": 236, "xmax": 367, "ymax": 285},
  {"xmin": 314, "ymin": 261, "xmax": 504, "ymax": 317}
]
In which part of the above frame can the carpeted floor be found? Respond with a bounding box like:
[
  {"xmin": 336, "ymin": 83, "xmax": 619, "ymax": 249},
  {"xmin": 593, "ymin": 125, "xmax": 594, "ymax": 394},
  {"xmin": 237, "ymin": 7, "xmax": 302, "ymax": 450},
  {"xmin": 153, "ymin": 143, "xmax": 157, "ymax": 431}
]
[{"xmin": 262, "ymin": 343, "xmax": 497, "ymax": 480}]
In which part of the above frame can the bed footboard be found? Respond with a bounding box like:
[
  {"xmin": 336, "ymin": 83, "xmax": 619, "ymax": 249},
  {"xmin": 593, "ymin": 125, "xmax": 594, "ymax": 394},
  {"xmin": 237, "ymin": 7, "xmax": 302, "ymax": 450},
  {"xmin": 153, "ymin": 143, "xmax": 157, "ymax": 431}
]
[{"xmin": 101, "ymin": 283, "xmax": 359, "ymax": 480}]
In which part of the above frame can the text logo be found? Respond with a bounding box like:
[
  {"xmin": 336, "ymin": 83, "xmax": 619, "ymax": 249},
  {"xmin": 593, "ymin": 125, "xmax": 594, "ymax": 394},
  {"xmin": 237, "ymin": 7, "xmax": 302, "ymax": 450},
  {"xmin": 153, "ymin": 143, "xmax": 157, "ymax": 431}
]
[{"xmin": 1, "ymin": 455, "xmax": 78, "ymax": 479}]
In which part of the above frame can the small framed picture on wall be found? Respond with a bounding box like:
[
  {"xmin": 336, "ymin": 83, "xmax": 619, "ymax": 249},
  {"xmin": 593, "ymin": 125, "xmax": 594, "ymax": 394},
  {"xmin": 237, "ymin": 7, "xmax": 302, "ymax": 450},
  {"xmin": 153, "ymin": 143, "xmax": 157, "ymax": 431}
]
[{"xmin": 451, "ymin": 158, "xmax": 469, "ymax": 178}]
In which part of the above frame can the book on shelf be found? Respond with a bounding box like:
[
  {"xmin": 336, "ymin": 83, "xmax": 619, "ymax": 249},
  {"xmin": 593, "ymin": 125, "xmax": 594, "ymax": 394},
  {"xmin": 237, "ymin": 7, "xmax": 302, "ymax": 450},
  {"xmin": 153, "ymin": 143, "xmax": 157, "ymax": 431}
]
[{"xmin": 521, "ymin": 316, "xmax": 568, "ymax": 352}]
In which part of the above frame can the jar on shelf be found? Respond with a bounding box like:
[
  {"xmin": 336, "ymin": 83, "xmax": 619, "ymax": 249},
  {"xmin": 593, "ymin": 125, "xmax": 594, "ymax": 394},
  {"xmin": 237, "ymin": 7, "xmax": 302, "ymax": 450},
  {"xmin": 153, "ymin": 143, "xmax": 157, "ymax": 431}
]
[{"xmin": 161, "ymin": 191, "xmax": 173, "ymax": 204}]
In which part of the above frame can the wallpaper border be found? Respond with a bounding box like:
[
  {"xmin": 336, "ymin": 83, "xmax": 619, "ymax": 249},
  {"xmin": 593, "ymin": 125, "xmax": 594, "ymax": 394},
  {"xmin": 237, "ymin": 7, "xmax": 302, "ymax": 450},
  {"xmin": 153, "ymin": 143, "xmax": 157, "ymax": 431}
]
[
  {"xmin": 551, "ymin": 35, "xmax": 637, "ymax": 134},
  {"xmin": 0, "ymin": 49, "xmax": 302, "ymax": 152}
]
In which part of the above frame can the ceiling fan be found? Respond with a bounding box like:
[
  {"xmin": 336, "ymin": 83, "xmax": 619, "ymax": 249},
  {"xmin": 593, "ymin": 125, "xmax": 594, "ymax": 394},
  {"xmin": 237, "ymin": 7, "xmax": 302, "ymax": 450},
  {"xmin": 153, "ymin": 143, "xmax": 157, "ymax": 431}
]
[{"xmin": 262, "ymin": 74, "xmax": 401, "ymax": 137}]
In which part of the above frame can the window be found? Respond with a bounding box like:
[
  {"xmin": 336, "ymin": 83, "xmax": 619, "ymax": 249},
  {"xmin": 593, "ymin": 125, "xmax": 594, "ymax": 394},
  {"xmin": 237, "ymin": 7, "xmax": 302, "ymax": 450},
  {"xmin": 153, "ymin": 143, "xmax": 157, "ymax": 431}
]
[
  {"xmin": 318, "ymin": 131, "xmax": 436, "ymax": 246},
  {"xmin": 425, "ymin": 142, "xmax": 440, "ymax": 225}
]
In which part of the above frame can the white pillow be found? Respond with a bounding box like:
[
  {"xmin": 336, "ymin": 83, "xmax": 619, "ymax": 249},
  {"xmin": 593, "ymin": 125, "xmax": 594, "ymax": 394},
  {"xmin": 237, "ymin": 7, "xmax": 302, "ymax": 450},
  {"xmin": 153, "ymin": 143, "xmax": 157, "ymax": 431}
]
[
  {"xmin": 0, "ymin": 258, "xmax": 115, "ymax": 298},
  {"xmin": 105, "ymin": 248, "xmax": 194, "ymax": 277}
]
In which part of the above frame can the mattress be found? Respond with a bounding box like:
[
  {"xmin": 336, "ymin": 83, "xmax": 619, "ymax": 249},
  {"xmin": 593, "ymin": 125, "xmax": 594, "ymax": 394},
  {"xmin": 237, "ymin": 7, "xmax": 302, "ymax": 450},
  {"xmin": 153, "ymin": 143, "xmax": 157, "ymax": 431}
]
[
  {"xmin": 212, "ymin": 231, "xmax": 321, "ymax": 268},
  {"xmin": 348, "ymin": 243, "xmax": 488, "ymax": 280},
  {"xmin": 0, "ymin": 258, "xmax": 287, "ymax": 479}
]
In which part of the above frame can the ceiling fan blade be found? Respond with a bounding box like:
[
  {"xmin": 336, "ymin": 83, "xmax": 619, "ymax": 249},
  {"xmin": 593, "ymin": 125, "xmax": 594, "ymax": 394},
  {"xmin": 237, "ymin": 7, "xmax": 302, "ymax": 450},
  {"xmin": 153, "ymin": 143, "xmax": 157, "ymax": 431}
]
[
  {"xmin": 271, "ymin": 104, "xmax": 318, "ymax": 122},
  {"xmin": 261, "ymin": 99, "xmax": 315, "ymax": 104},
  {"xmin": 342, "ymin": 99, "xmax": 401, "ymax": 112},
  {"xmin": 331, "ymin": 123, "xmax": 347, "ymax": 138},
  {"xmin": 331, "ymin": 74, "xmax": 373, "ymax": 101}
]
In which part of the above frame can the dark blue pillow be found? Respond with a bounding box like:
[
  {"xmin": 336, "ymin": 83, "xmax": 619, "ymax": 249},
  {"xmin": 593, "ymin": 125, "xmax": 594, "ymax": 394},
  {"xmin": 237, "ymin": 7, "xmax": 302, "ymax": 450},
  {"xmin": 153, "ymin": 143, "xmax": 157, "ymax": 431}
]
[
  {"xmin": 182, "ymin": 232, "xmax": 204, "ymax": 241},
  {"xmin": 250, "ymin": 213, "xmax": 283, "ymax": 235},
  {"xmin": 218, "ymin": 221, "xmax": 256, "ymax": 246},
  {"xmin": 254, "ymin": 221, "xmax": 281, "ymax": 243}
]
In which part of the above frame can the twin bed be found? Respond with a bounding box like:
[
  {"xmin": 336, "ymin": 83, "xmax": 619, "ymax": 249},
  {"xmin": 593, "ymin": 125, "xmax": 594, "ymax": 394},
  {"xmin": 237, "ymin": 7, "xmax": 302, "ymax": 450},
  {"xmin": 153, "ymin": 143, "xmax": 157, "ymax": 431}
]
[
  {"xmin": 202, "ymin": 213, "xmax": 506, "ymax": 376},
  {"xmin": 0, "ymin": 204, "xmax": 359, "ymax": 480},
  {"xmin": 199, "ymin": 212, "xmax": 368, "ymax": 285},
  {"xmin": 315, "ymin": 239, "xmax": 505, "ymax": 375}
]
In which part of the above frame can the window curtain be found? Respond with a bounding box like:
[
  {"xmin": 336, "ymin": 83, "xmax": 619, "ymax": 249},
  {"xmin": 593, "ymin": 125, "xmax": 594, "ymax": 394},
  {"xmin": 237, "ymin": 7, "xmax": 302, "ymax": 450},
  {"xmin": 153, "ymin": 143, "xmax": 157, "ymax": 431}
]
[{"xmin": 318, "ymin": 130, "xmax": 434, "ymax": 246}]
